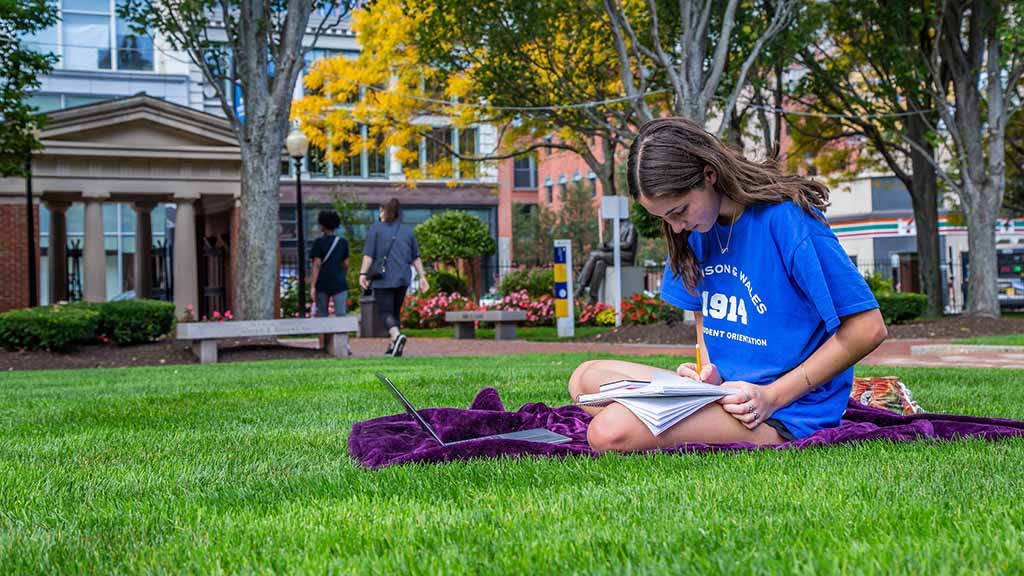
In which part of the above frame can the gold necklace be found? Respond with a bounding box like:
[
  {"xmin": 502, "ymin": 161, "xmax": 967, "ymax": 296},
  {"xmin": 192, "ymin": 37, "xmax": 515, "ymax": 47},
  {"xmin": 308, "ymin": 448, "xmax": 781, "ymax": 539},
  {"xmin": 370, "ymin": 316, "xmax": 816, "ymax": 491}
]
[{"xmin": 714, "ymin": 210, "xmax": 739, "ymax": 255}]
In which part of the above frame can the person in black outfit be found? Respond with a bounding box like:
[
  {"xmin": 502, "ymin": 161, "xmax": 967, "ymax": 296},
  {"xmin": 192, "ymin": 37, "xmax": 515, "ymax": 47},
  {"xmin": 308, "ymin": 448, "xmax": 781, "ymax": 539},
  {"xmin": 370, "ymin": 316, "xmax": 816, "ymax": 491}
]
[
  {"xmin": 359, "ymin": 199, "xmax": 429, "ymax": 357},
  {"xmin": 309, "ymin": 210, "xmax": 350, "ymax": 318}
]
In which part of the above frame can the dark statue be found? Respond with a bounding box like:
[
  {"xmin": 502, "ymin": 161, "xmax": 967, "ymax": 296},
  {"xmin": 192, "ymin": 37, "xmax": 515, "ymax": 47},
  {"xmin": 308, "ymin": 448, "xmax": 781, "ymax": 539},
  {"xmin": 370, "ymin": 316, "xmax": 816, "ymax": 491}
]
[{"xmin": 574, "ymin": 219, "xmax": 637, "ymax": 303}]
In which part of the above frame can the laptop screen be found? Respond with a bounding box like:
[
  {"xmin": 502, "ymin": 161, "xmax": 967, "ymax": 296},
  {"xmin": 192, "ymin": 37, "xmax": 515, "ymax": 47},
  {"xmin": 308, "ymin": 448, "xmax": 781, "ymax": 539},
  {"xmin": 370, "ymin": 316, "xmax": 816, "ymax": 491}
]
[{"xmin": 375, "ymin": 373, "xmax": 445, "ymax": 445}]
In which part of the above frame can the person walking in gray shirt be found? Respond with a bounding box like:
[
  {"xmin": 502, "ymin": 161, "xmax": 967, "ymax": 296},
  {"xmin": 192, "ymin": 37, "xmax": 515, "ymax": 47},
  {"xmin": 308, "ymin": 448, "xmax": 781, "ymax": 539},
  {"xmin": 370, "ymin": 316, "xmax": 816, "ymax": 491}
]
[{"xmin": 359, "ymin": 199, "xmax": 429, "ymax": 356}]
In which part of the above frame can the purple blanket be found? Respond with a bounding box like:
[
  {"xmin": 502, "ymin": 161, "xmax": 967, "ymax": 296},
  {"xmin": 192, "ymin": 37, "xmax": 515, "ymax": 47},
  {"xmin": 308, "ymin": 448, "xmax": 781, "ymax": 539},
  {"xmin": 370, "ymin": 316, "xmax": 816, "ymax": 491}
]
[{"xmin": 348, "ymin": 388, "xmax": 1024, "ymax": 469}]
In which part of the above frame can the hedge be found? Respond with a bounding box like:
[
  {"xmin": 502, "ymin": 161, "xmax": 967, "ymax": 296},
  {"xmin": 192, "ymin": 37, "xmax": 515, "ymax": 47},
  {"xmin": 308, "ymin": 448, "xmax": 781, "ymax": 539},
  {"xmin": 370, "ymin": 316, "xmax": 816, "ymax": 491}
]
[
  {"xmin": 98, "ymin": 300, "xmax": 176, "ymax": 345},
  {"xmin": 0, "ymin": 299, "xmax": 175, "ymax": 351},
  {"xmin": 499, "ymin": 268, "xmax": 555, "ymax": 299},
  {"xmin": 877, "ymin": 293, "xmax": 928, "ymax": 324},
  {"xmin": 0, "ymin": 304, "xmax": 100, "ymax": 352}
]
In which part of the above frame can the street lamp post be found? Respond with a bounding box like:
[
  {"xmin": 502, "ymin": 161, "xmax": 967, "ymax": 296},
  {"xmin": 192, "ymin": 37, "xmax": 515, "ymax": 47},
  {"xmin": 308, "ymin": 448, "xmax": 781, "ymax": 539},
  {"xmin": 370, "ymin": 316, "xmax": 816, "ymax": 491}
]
[
  {"xmin": 285, "ymin": 127, "xmax": 310, "ymax": 317},
  {"xmin": 25, "ymin": 128, "xmax": 40, "ymax": 308}
]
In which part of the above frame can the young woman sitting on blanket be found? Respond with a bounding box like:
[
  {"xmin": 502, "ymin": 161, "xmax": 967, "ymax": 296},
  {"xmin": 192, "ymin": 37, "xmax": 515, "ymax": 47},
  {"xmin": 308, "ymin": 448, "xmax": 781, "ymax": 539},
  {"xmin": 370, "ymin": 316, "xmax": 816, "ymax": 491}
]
[{"xmin": 569, "ymin": 118, "xmax": 888, "ymax": 451}]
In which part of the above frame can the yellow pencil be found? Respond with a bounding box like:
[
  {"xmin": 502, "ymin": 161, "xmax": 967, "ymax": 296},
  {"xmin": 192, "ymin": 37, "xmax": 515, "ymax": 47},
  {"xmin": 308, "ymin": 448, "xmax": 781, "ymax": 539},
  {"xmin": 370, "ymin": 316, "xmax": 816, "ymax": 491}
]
[{"xmin": 695, "ymin": 343, "xmax": 703, "ymax": 381}]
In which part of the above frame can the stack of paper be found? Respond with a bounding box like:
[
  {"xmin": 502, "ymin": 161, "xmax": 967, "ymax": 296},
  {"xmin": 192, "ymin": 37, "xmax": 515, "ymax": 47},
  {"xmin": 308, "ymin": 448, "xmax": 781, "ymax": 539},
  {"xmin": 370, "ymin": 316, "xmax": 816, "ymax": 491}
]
[{"xmin": 576, "ymin": 371, "xmax": 738, "ymax": 436}]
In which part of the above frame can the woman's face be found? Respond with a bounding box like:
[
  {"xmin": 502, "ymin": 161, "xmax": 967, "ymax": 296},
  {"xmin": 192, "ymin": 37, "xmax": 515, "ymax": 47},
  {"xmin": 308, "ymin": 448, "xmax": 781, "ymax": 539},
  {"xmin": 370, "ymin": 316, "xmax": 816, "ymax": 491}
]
[
  {"xmin": 638, "ymin": 167, "xmax": 722, "ymax": 234},
  {"xmin": 378, "ymin": 208, "xmax": 385, "ymax": 221}
]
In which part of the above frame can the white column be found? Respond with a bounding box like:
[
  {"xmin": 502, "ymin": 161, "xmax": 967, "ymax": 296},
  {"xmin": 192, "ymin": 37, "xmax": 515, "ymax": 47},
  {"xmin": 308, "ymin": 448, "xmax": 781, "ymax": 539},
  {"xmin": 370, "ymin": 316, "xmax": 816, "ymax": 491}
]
[
  {"xmin": 173, "ymin": 199, "xmax": 198, "ymax": 318},
  {"xmin": 83, "ymin": 198, "xmax": 106, "ymax": 302}
]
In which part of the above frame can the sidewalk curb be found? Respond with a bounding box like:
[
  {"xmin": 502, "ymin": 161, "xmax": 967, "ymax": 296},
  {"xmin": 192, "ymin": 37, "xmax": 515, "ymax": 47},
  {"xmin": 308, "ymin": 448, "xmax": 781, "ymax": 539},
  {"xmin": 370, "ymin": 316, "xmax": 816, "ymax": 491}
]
[{"xmin": 911, "ymin": 344, "xmax": 1024, "ymax": 356}]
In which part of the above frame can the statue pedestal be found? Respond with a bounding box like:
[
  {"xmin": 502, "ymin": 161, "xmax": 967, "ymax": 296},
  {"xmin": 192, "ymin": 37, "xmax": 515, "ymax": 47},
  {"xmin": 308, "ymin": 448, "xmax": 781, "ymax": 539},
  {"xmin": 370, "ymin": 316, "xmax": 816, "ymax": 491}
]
[{"xmin": 597, "ymin": 266, "xmax": 646, "ymax": 306}]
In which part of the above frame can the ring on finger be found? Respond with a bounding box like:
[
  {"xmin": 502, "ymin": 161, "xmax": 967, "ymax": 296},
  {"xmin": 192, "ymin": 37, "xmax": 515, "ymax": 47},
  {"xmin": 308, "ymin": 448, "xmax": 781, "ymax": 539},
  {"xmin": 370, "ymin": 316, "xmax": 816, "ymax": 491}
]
[
  {"xmin": 747, "ymin": 402, "xmax": 755, "ymax": 414},
  {"xmin": 752, "ymin": 410, "xmax": 759, "ymax": 420}
]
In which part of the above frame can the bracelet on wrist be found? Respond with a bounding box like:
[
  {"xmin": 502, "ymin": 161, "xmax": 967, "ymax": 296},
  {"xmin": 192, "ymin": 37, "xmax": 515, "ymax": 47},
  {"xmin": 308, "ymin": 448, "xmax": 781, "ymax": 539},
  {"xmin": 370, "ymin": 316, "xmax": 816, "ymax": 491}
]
[{"xmin": 800, "ymin": 362, "xmax": 814, "ymax": 389}]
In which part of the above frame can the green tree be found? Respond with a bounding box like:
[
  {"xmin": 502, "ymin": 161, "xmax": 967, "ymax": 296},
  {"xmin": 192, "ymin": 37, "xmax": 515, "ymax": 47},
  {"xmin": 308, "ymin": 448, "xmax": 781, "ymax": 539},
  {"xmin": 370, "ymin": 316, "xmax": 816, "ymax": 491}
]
[
  {"xmin": 554, "ymin": 183, "xmax": 600, "ymax": 273},
  {"xmin": 923, "ymin": 0, "xmax": 1024, "ymax": 317},
  {"xmin": 512, "ymin": 204, "xmax": 558, "ymax": 267},
  {"xmin": 0, "ymin": 0, "xmax": 58, "ymax": 176},
  {"xmin": 788, "ymin": 0, "xmax": 945, "ymax": 317},
  {"xmin": 416, "ymin": 211, "xmax": 497, "ymax": 297},
  {"xmin": 118, "ymin": 0, "xmax": 355, "ymax": 319}
]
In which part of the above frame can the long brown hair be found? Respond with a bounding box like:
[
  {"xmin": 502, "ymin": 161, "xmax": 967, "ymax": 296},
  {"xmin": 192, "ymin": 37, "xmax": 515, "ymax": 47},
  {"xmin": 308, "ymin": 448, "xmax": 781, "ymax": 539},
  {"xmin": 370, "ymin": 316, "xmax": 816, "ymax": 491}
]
[{"xmin": 626, "ymin": 117, "xmax": 830, "ymax": 291}]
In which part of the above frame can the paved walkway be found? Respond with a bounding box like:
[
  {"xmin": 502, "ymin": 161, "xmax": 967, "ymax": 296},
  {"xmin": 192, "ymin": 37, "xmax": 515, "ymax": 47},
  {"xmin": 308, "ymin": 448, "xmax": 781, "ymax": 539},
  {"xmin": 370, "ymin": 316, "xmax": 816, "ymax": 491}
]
[{"xmin": 290, "ymin": 336, "xmax": 1024, "ymax": 369}]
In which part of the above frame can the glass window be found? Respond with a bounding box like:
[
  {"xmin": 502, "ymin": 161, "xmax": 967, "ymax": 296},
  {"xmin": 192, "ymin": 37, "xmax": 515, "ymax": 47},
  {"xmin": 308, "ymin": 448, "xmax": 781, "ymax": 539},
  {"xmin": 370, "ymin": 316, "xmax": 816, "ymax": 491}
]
[
  {"xmin": 402, "ymin": 208, "xmax": 432, "ymax": 227},
  {"xmin": 102, "ymin": 203, "xmax": 118, "ymax": 233},
  {"xmin": 458, "ymin": 128, "xmax": 477, "ymax": 179},
  {"xmin": 63, "ymin": 12, "xmax": 112, "ymax": 70},
  {"xmin": 116, "ymin": 0, "xmax": 154, "ymax": 71},
  {"xmin": 546, "ymin": 185, "xmax": 553, "ymax": 204},
  {"xmin": 26, "ymin": 93, "xmax": 62, "ymax": 112},
  {"xmin": 513, "ymin": 155, "xmax": 536, "ymax": 189},
  {"xmin": 65, "ymin": 0, "xmax": 109, "ymax": 10},
  {"xmin": 121, "ymin": 203, "xmax": 136, "ymax": 232},
  {"xmin": 425, "ymin": 127, "xmax": 452, "ymax": 167},
  {"xmin": 334, "ymin": 145, "xmax": 361, "ymax": 177},
  {"xmin": 64, "ymin": 94, "xmax": 114, "ymax": 108},
  {"xmin": 66, "ymin": 203, "xmax": 85, "ymax": 234},
  {"xmin": 151, "ymin": 204, "xmax": 165, "ymax": 235},
  {"xmin": 23, "ymin": 12, "xmax": 58, "ymax": 60},
  {"xmin": 308, "ymin": 145, "xmax": 328, "ymax": 177},
  {"xmin": 368, "ymin": 133, "xmax": 388, "ymax": 178}
]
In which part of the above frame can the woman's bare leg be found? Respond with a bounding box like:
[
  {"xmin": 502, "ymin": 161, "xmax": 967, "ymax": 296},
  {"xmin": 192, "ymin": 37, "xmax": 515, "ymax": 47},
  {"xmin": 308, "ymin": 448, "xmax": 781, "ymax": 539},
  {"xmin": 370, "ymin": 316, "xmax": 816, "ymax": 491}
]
[
  {"xmin": 567, "ymin": 360, "xmax": 676, "ymax": 417},
  {"xmin": 567, "ymin": 359, "xmax": 784, "ymax": 451}
]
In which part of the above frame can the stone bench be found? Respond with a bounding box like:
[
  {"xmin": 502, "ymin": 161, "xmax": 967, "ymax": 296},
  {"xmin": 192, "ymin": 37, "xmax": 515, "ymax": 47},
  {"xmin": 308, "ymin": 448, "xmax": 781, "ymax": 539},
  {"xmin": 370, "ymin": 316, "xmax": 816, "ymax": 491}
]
[
  {"xmin": 176, "ymin": 316, "xmax": 360, "ymax": 364},
  {"xmin": 444, "ymin": 310, "xmax": 528, "ymax": 340}
]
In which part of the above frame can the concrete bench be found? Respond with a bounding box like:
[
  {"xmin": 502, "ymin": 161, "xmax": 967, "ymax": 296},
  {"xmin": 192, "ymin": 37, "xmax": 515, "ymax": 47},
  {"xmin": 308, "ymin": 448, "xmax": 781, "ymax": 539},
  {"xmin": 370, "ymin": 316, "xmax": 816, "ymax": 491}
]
[
  {"xmin": 444, "ymin": 310, "xmax": 528, "ymax": 340},
  {"xmin": 176, "ymin": 316, "xmax": 360, "ymax": 364}
]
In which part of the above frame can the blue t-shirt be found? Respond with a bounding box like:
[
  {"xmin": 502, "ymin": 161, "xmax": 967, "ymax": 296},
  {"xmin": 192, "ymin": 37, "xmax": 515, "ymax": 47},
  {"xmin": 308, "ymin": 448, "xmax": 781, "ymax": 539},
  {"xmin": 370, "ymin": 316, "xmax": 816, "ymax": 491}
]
[{"xmin": 660, "ymin": 201, "xmax": 877, "ymax": 439}]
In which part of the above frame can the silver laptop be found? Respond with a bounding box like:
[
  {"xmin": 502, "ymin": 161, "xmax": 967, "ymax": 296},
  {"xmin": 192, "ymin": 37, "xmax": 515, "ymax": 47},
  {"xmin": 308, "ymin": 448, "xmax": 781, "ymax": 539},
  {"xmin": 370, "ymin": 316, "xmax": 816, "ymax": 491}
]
[{"xmin": 375, "ymin": 373, "xmax": 573, "ymax": 446}]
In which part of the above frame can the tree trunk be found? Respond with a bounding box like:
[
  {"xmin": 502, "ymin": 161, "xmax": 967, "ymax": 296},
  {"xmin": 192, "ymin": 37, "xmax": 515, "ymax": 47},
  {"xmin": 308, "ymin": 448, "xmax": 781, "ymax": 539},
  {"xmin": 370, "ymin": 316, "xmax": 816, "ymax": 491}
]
[
  {"xmin": 905, "ymin": 115, "xmax": 943, "ymax": 318},
  {"xmin": 234, "ymin": 126, "xmax": 289, "ymax": 320},
  {"xmin": 963, "ymin": 181, "xmax": 1001, "ymax": 317}
]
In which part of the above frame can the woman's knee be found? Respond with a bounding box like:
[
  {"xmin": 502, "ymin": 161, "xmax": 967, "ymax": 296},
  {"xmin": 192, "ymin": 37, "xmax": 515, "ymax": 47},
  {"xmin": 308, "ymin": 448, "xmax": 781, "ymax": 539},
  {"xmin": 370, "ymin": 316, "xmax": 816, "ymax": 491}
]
[
  {"xmin": 567, "ymin": 360, "xmax": 601, "ymax": 397},
  {"xmin": 587, "ymin": 416, "xmax": 633, "ymax": 452}
]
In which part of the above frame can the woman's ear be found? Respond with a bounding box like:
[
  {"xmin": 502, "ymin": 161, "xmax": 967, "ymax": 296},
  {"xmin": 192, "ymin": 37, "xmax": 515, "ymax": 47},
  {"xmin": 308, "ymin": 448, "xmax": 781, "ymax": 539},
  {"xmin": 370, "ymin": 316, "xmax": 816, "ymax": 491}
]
[{"xmin": 704, "ymin": 165, "xmax": 717, "ymax": 186}]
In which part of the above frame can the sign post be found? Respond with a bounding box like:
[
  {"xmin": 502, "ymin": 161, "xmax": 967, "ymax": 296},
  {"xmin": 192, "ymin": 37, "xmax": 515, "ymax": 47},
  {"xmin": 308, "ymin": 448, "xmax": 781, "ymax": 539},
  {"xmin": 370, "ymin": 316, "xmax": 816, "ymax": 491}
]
[
  {"xmin": 601, "ymin": 195, "xmax": 629, "ymax": 327},
  {"xmin": 554, "ymin": 239, "xmax": 574, "ymax": 338}
]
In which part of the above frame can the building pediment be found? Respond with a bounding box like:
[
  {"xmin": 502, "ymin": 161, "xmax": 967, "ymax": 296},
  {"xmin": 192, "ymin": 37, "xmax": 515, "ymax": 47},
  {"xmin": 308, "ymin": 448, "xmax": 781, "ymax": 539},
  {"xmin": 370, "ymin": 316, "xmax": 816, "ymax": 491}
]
[{"xmin": 40, "ymin": 94, "xmax": 240, "ymax": 152}]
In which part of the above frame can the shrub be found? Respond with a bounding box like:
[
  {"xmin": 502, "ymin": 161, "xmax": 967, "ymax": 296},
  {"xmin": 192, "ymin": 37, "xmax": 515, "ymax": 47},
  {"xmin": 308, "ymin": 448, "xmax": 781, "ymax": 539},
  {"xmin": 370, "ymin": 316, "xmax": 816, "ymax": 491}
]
[
  {"xmin": 491, "ymin": 289, "xmax": 555, "ymax": 326},
  {"xmin": 864, "ymin": 272, "xmax": 894, "ymax": 297},
  {"xmin": 498, "ymin": 268, "xmax": 555, "ymax": 299},
  {"xmin": 402, "ymin": 292, "xmax": 477, "ymax": 328},
  {"xmin": 621, "ymin": 293, "xmax": 670, "ymax": 325},
  {"xmin": 425, "ymin": 270, "xmax": 468, "ymax": 297},
  {"xmin": 577, "ymin": 301, "xmax": 614, "ymax": 326},
  {"xmin": 877, "ymin": 293, "xmax": 928, "ymax": 324},
  {"xmin": 98, "ymin": 300, "xmax": 176, "ymax": 345},
  {"xmin": 0, "ymin": 303, "xmax": 100, "ymax": 352},
  {"xmin": 416, "ymin": 211, "xmax": 496, "ymax": 265}
]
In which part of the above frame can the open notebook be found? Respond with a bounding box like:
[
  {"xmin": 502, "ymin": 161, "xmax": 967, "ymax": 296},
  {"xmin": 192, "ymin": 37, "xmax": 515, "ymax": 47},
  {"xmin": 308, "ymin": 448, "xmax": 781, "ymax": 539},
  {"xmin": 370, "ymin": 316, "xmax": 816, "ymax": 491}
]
[{"xmin": 576, "ymin": 371, "xmax": 739, "ymax": 436}]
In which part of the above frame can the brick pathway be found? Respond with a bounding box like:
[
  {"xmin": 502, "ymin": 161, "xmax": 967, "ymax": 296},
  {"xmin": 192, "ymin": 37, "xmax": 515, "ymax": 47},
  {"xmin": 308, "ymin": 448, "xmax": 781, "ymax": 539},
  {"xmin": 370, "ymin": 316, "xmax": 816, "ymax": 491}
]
[{"xmin": 293, "ymin": 336, "xmax": 1024, "ymax": 369}]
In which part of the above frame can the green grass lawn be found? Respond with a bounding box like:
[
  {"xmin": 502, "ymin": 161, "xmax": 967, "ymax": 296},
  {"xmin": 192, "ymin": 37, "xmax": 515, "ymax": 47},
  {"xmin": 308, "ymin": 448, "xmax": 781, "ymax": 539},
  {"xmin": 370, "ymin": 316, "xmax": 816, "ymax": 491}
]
[
  {"xmin": 2, "ymin": 355, "xmax": 1024, "ymax": 573},
  {"xmin": 955, "ymin": 333, "xmax": 1024, "ymax": 346},
  {"xmin": 404, "ymin": 325, "xmax": 613, "ymax": 341}
]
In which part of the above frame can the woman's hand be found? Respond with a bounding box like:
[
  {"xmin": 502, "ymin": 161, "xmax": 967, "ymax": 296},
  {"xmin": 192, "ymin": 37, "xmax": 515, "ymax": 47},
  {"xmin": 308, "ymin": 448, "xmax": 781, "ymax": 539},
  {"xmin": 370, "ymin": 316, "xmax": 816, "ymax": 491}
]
[
  {"xmin": 359, "ymin": 275, "xmax": 370, "ymax": 291},
  {"xmin": 676, "ymin": 362, "xmax": 722, "ymax": 385},
  {"xmin": 418, "ymin": 277, "xmax": 429, "ymax": 294},
  {"xmin": 718, "ymin": 381, "xmax": 781, "ymax": 429}
]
